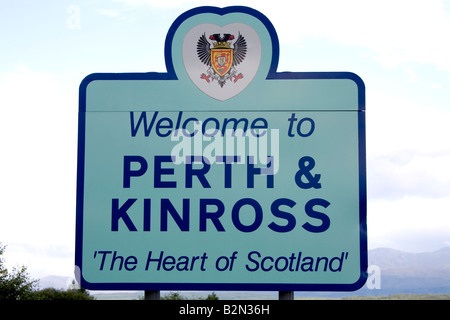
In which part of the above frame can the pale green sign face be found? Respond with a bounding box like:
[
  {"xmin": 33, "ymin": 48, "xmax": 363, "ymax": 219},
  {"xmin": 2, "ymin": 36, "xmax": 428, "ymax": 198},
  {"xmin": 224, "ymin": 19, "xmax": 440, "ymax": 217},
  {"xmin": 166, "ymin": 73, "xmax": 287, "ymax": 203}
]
[{"xmin": 76, "ymin": 6, "xmax": 367, "ymax": 291}]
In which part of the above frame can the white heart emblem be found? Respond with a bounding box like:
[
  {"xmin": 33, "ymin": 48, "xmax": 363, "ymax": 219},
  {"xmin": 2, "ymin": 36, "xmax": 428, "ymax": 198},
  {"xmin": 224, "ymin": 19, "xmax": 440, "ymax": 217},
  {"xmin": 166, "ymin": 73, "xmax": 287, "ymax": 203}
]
[{"xmin": 183, "ymin": 23, "xmax": 261, "ymax": 101}]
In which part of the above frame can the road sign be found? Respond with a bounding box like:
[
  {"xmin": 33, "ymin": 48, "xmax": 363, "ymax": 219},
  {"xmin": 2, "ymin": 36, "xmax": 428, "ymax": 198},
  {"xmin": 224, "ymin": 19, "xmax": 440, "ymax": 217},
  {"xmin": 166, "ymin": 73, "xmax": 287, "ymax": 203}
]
[{"xmin": 75, "ymin": 6, "xmax": 367, "ymax": 291}]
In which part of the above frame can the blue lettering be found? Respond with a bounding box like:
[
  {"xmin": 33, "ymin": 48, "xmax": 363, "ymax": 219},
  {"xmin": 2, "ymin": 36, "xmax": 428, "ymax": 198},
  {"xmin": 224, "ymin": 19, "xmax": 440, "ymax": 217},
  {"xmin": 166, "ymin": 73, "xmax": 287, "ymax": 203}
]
[
  {"xmin": 130, "ymin": 112, "xmax": 158, "ymax": 137},
  {"xmin": 232, "ymin": 198, "xmax": 263, "ymax": 232},
  {"xmin": 130, "ymin": 112, "xmax": 270, "ymax": 138},
  {"xmin": 155, "ymin": 117, "xmax": 173, "ymax": 137},
  {"xmin": 143, "ymin": 198, "xmax": 151, "ymax": 231},
  {"xmin": 268, "ymin": 198, "xmax": 296, "ymax": 232},
  {"xmin": 287, "ymin": 113, "xmax": 315, "ymax": 137},
  {"xmin": 161, "ymin": 198, "xmax": 190, "ymax": 231},
  {"xmin": 302, "ymin": 198, "xmax": 331, "ymax": 233},
  {"xmin": 199, "ymin": 198, "xmax": 225, "ymax": 232},
  {"xmin": 123, "ymin": 155, "xmax": 148, "ymax": 188},
  {"xmin": 221, "ymin": 118, "xmax": 248, "ymax": 136},
  {"xmin": 202, "ymin": 117, "xmax": 220, "ymax": 137},
  {"xmin": 110, "ymin": 196, "xmax": 331, "ymax": 233},
  {"xmin": 297, "ymin": 117, "xmax": 315, "ymax": 137},
  {"xmin": 111, "ymin": 198, "xmax": 138, "ymax": 231},
  {"xmin": 247, "ymin": 156, "xmax": 274, "ymax": 188},
  {"xmin": 186, "ymin": 156, "xmax": 211, "ymax": 188},
  {"xmin": 181, "ymin": 117, "xmax": 199, "ymax": 137},
  {"xmin": 250, "ymin": 117, "xmax": 268, "ymax": 137},
  {"xmin": 154, "ymin": 155, "xmax": 176, "ymax": 188},
  {"xmin": 215, "ymin": 156, "xmax": 240, "ymax": 188},
  {"xmin": 246, "ymin": 251, "xmax": 261, "ymax": 272},
  {"xmin": 287, "ymin": 113, "xmax": 297, "ymax": 137}
]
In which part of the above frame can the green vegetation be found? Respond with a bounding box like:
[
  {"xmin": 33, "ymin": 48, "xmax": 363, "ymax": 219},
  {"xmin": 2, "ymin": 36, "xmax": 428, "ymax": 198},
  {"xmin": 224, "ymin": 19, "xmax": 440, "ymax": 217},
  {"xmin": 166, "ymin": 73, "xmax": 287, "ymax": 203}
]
[
  {"xmin": 161, "ymin": 291, "xmax": 219, "ymax": 300},
  {"xmin": 0, "ymin": 243, "xmax": 38, "ymax": 300},
  {"xmin": 0, "ymin": 243, "xmax": 92, "ymax": 300},
  {"xmin": 30, "ymin": 286, "xmax": 94, "ymax": 300}
]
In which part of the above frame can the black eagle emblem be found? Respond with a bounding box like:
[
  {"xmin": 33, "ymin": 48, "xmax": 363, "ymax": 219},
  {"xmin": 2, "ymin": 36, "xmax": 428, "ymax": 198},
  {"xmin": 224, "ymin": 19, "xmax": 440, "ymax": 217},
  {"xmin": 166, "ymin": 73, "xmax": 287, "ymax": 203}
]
[{"xmin": 197, "ymin": 33, "xmax": 247, "ymax": 87}]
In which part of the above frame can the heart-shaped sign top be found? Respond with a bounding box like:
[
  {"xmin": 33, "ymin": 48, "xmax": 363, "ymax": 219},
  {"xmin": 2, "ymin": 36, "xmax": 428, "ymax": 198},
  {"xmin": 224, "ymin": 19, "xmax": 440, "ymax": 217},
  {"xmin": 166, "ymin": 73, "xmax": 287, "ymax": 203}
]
[{"xmin": 182, "ymin": 23, "xmax": 261, "ymax": 101}]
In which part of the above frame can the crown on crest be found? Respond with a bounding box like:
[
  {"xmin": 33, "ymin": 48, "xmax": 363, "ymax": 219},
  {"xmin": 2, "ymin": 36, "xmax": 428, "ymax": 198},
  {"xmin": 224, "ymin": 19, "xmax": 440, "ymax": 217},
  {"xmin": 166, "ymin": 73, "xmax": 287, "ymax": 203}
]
[
  {"xmin": 209, "ymin": 34, "xmax": 235, "ymax": 49},
  {"xmin": 212, "ymin": 41, "xmax": 231, "ymax": 48}
]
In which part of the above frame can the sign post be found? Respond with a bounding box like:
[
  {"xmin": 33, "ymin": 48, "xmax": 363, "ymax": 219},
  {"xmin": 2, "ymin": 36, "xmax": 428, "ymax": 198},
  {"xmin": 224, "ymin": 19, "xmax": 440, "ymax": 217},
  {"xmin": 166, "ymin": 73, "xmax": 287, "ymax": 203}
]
[{"xmin": 75, "ymin": 6, "xmax": 367, "ymax": 294}]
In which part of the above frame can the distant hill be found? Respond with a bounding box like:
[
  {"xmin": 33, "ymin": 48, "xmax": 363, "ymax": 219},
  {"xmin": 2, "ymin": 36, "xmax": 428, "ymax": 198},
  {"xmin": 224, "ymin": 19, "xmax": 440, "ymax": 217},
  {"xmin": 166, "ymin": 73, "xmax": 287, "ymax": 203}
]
[
  {"xmin": 302, "ymin": 247, "xmax": 450, "ymax": 298},
  {"xmin": 362, "ymin": 246, "xmax": 450, "ymax": 296},
  {"xmin": 369, "ymin": 247, "xmax": 450, "ymax": 272},
  {"xmin": 38, "ymin": 275, "xmax": 74, "ymax": 290},
  {"xmin": 38, "ymin": 247, "xmax": 450, "ymax": 299}
]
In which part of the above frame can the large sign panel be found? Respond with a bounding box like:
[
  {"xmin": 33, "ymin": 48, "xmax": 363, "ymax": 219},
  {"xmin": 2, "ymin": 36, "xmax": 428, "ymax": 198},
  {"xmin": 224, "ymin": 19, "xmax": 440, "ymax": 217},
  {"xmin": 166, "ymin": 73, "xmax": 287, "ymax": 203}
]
[{"xmin": 75, "ymin": 6, "xmax": 367, "ymax": 291}]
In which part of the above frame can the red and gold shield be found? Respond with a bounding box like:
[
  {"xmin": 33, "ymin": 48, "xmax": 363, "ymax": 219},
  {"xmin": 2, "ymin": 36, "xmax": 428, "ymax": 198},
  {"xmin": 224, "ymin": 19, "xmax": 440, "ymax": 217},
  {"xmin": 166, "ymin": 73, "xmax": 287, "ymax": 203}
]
[{"xmin": 211, "ymin": 48, "xmax": 233, "ymax": 76}]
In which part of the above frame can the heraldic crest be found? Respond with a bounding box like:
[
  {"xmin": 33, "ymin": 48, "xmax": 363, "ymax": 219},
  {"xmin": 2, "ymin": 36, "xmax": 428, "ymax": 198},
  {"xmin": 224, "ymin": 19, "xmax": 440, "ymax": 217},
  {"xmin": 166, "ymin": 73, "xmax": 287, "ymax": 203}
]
[{"xmin": 197, "ymin": 33, "xmax": 247, "ymax": 87}]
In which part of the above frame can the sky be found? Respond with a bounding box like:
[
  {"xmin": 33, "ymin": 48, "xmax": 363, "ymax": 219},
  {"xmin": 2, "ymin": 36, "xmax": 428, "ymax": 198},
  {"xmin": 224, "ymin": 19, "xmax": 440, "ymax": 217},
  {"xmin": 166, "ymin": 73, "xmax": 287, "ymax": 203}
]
[{"xmin": 1, "ymin": 0, "xmax": 450, "ymax": 279}]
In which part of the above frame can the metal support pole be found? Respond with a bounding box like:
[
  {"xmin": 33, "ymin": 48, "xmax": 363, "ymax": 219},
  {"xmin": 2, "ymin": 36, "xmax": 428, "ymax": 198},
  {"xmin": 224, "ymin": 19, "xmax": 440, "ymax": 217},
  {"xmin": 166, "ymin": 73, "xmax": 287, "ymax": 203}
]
[
  {"xmin": 278, "ymin": 291, "xmax": 294, "ymax": 300},
  {"xmin": 144, "ymin": 290, "xmax": 160, "ymax": 300}
]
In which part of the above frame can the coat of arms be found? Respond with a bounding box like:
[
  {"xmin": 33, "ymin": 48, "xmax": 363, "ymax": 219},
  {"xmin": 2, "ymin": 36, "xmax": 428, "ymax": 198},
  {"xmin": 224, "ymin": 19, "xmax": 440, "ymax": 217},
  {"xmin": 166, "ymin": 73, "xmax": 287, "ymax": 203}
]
[{"xmin": 197, "ymin": 33, "xmax": 247, "ymax": 87}]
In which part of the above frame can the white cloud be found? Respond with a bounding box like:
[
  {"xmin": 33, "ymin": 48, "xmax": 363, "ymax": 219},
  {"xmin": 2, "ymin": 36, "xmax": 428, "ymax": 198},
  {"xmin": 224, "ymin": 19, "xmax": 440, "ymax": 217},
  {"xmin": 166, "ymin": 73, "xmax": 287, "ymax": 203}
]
[
  {"xmin": 404, "ymin": 68, "xmax": 418, "ymax": 82},
  {"xmin": 365, "ymin": 84, "xmax": 450, "ymax": 251},
  {"xmin": 367, "ymin": 88, "xmax": 450, "ymax": 200},
  {"xmin": 98, "ymin": 9, "xmax": 121, "ymax": 18},
  {"xmin": 112, "ymin": 0, "xmax": 450, "ymax": 72},
  {"xmin": 431, "ymin": 83, "xmax": 443, "ymax": 89},
  {"xmin": 192, "ymin": 0, "xmax": 450, "ymax": 73},
  {"xmin": 369, "ymin": 152, "xmax": 450, "ymax": 200},
  {"xmin": 2, "ymin": 242, "xmax": 74, "ymax": 278},
  {"xmin": 368, "ymin": 195, "xmax": 450, "ymax": 252},
  {"xmin": 281, "ymin": 0, "xmax": 450, "ymax": 71},
  {"xmin": 0, "ymin": 64, "xmax": 78, "ymax": 276}
]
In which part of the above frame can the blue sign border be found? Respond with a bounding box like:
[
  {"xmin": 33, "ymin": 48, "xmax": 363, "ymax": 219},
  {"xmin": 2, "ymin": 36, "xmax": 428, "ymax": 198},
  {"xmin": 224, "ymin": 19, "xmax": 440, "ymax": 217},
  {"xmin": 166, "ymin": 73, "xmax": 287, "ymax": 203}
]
[{"xmin": 76, "ymin": 6, "xmax": 367, "ymax": 291}]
